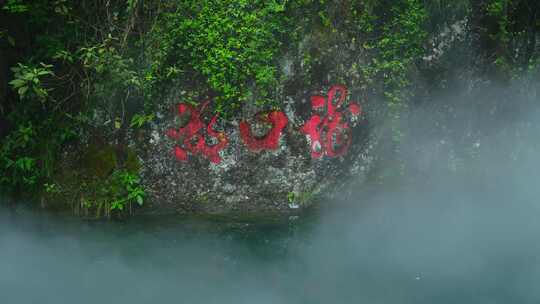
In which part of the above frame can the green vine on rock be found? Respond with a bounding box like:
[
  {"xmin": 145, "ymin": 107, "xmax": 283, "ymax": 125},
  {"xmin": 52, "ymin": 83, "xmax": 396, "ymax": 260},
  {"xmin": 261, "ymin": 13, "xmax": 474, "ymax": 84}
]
[{"xmin": 147, "ymin": 0, "xmax": 291, "ymax": 116}]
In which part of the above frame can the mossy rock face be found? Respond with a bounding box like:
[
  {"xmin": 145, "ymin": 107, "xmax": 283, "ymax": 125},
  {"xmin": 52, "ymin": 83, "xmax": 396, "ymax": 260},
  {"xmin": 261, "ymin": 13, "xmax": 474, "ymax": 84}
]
[
  {"xmin": 49, "ymin": 142, "xmax": 143, "ymax": 216},
  {"xmin": 125, "ymin": 148, "xmax": 141, "ymax": 174},
  {"xmin": 80, "ymin": 143, "xmax": 141, "ymax": 177},
  {"xmin": 82, "ymin": 144, "xmax": 117, "ymax": 178}
]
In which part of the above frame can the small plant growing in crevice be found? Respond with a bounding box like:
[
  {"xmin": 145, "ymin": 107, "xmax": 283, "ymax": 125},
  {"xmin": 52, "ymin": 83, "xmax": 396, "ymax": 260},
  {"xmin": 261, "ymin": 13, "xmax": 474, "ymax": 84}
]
[
  {"xmin": 130, "ymin": 113, "xmax": 155, "ymax": 129},
  {"xmin": 109, "ymin": 170, "xmax": 145, "ymax": 212},
  {"xmin": 287, "ymin": 191, "xmax": 314, "ymax": 207},
  {"xmin": 72, "ymin": 169, "xmax": 145, "ymax": 220}
]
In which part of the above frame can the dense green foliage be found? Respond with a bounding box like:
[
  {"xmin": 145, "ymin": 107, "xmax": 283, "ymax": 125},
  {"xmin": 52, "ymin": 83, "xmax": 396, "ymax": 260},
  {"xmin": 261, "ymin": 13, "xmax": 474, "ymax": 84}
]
[
  {"xmin": 361, "ymin": 0, "xmax": 427, "ymax": 142},
  {"xmin": 0, "ymin": 0, "xmax": 149, "ymax": 215},
  {"xmin": 147, "ymin": 1, "xmax": 290, "ymax": 114},
  {"xmin": 483, "ymin": 0, "xmax": 540, "ymax": 77}
]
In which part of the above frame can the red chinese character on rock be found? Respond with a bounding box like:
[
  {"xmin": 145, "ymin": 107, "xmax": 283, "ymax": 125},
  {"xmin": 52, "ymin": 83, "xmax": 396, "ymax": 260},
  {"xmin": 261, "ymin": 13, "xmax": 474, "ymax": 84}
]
[
  {"xmin": 239, "ymin": 111, "xmax": 288, "ymax": 152},
  {"xmin": 301, "ymin": 85, "xmax": 362, "ymax": 159},
  {"xmin": 166, "ymin": 101, "xmax": 228, "ymax": 164}
]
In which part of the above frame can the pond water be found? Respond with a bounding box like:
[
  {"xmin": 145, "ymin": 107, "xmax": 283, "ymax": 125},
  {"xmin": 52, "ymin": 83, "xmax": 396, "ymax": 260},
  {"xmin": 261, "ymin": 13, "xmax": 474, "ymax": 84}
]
[{"xmin": 2, "ymin": 178, "xmax": 540, "ymax": 304}]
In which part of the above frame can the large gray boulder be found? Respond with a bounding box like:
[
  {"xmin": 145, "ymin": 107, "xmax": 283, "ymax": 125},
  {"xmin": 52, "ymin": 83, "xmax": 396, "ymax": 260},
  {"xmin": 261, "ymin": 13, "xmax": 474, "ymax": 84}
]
[{"xmin": 138, "ymin": 84, "xmax": 376, "ymax": 214}]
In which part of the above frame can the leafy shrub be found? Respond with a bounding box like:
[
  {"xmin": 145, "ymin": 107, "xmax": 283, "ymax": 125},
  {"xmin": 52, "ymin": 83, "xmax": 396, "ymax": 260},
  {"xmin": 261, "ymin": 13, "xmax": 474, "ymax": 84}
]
[
  {"xmin": 0, "ymin": 123, "xmax": 39, "ymax": 189},
  {"xmin": 147, "ymin": 0, "xmax": 290, "ymax": 115},
  {"xmin": 109, "ymin": 170, "xmax": 145, "ymax": 211},
  {"xmin": 9, "ymin": 63, "xmax": 54, "ymax": 101}
]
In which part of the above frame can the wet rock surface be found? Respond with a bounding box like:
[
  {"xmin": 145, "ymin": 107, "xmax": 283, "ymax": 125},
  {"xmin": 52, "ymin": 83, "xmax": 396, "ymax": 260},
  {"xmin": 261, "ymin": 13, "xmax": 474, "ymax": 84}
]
[{"xmin": 138, "ymin": 85, "xmax": 375, "ymax": 214}]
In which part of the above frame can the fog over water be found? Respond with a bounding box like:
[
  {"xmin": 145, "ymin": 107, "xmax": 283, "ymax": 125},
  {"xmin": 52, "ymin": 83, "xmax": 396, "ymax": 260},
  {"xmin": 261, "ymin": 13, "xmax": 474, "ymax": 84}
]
[{"xmin": 1, "ymin": 80, "xmax": 540, "ymax": 303}]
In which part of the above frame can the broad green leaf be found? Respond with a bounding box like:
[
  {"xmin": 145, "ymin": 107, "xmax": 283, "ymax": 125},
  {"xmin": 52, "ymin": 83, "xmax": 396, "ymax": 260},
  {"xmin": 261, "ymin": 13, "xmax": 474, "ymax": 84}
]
[
  {"xmin": 9, "ymin": 78, "xmax": 25, "ymax": 88},
  {"xmin": 18, "ymin": 86, "xmax": 28, "ymax": 96}
]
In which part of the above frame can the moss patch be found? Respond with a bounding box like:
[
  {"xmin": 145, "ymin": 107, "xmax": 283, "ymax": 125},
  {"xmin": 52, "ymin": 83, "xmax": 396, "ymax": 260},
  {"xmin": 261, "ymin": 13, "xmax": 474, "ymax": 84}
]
[
  {"xmin": 125, "ymin": 148, "xmax": 141, "ymax": 174},
  {"xmin": 47, "ymin": 141, "xmax": 143, "ymax": 218},
  {"xmin": 82, "ymin": 144, "xmax": 117, "ymax": 178}
]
